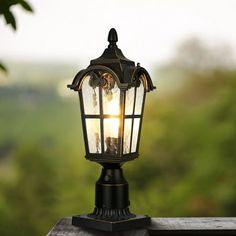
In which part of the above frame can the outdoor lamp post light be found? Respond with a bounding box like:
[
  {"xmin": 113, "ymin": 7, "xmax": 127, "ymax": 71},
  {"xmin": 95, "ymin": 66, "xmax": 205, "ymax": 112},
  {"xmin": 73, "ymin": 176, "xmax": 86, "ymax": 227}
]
[{"xmin": 68, "ymin": 28, "xmax": 156, "ymax": 232}]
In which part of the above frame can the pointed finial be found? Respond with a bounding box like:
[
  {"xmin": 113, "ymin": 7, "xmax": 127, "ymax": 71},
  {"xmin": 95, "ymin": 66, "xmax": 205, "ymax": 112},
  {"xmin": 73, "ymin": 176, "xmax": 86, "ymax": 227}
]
[{"xmin": 108, "ymin": 28, "xmax": 118, "ymax": 47}]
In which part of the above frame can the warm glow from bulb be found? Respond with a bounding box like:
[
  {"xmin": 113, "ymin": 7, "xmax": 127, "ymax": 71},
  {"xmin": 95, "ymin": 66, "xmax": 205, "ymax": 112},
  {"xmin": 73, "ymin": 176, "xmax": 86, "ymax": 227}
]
[
  {"xmin": 104, "ymin": 118, "xmax": 119, "ymax": 138},
  {"xmin": 104, "ymin": 96, "xmax": 120, "ymax": 115},
  {"xmin": 103, "ymin": 79, "xmax": 120, "ymax": 116},
  {"xmin": 103, "ymin": 92, "xmax": 120, "ymax": 137}
]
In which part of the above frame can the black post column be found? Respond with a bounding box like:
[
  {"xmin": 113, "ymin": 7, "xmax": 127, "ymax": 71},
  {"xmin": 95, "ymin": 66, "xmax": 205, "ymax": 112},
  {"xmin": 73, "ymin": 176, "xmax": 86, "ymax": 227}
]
[{"xmin": 90, "ymin": 164, "xmax": 135, "ymax": 221}]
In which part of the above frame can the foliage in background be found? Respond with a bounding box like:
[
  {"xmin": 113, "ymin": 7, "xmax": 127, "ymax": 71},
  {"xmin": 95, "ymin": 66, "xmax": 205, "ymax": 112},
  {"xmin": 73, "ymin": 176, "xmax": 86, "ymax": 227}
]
[
  {"xmin": 128, "ymin": 69, "xmax": 236, "ymax": 217},
  {"xmin": 0, "ymin": 0, "xmax": 33, "ymax": 72}
]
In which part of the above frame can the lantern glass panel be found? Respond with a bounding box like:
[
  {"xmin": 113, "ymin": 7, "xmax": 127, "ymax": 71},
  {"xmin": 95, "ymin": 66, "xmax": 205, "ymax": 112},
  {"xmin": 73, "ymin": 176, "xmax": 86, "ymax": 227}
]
[
  {"xmin": 104, "ymin": 118, "xmax": 119, "ymax": 155},
  {"xmin": 131, "ymin": 118, "xmax": 140, "ymax": 152},
  {"xmin": 123, "ymin": 118, "xmax": 132, "ymax": 154},
  {"xmin": 134, "ymin": 79, "xmax": 144, "ymax": 115},
  {"xmin": 82, "ymin": 75, "xmax": 100, "ymax": 115},
  {"xmin": 85, "ymin": 119, "xmax": 101, "ymax": 153},
  {"xmin": 125, "ymin": 87, "xmax": 135, "ymax": 115},
  {"xmin": 102, "ymin": 74, "xmax": 120, "ymax": 115}
]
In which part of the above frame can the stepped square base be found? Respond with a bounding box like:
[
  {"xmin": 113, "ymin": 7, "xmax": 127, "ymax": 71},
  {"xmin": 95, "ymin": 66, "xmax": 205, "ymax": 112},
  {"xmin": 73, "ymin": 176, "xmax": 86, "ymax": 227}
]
[{"xmin": 72, "ymin": 214, "xmax": 151, "ymax": 232}]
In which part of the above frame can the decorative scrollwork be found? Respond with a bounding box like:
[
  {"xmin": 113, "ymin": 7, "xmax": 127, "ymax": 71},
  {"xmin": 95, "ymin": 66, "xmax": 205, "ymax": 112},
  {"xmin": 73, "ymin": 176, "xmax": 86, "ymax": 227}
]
[{"xmin": 89, "ymin": 207, "xmax": 135, "ymax": 221}]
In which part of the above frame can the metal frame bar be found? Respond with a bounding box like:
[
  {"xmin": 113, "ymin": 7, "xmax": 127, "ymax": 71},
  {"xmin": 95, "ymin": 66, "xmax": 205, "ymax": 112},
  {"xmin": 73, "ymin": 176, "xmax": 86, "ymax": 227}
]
[
  {"xmin": 119, "ymin": 91, "xmax": 125, "ymax": 156},
  {"xmin": 83, "ymin": 114, "xmax": 141, "ymax": 119},
  {"xmin": 79, "ymin": 91, "xmax": 89, "ymax": 156},
  {"xmin": 85, "ymin": 153, "xmax": 139, "ymax": 163},
  {"xmin": 99, "ymin": 86, "xmax": 104, "ymax": 154},
  {"xmin": 129, "ymin": 87, "xmax": 137, "ymax": 153},
  {"xmin": 136, "ymin": 91, "xmax": 146, "ymax": 154}
]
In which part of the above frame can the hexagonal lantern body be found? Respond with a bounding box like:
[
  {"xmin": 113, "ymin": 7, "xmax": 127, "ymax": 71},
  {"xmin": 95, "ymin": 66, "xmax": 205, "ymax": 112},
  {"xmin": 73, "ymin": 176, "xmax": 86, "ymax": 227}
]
[{"xmin": 68, "ymin": 28, "xmax": 155, "ymax": 164}]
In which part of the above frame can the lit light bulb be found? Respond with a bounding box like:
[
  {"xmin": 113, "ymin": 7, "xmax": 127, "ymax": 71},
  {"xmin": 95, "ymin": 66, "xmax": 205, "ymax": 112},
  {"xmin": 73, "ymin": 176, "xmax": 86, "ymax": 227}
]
[
  {"xmin": 105, "ymin": 118, "xmax": 119, "ymax": 137},
  {"xmin": 103, "ymin": 84, "xmax": 120, "ymax": 116},
  {"xmin": 103, "ymin": 86, "xmax": 120, "ymax": 154}
]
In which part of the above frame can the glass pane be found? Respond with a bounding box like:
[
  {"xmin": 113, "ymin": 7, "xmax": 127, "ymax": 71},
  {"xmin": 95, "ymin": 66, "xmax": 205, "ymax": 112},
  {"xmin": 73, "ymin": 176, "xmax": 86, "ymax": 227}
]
[
  {"xmin": 82, "ymin": 75, "xmax": 100, "ymax": 114},
  {"xmin": 125, "ymin": 87, "xmax": 135, "ymax": 115},
  {"xmin": 123, "ymin": 119, "xmax": 132, "ymax": 154},
  {"xmin": 131, "ymin": 118, "xmax": 140, "ymax": 152},
  {"xmin": 134, "ymin": 79, "xmax": 144, "ymax": 115},
  {"xmin": 85, "ymin": 119, "xmax": 101, "ymax": 153},
  {"xmin": 104, "ymin": 118, "xmax": 119, "ymax": 155},
  {"xmin": 102, "ymin": 73, "xmax": 120, "ymax": 115}
]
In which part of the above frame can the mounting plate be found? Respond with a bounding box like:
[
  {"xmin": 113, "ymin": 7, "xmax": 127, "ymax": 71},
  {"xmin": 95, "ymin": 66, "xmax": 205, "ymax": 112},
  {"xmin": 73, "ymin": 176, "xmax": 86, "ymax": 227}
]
[{"xmin": 72, "ymin": 214, "xmax": 151, "ymax": 232}]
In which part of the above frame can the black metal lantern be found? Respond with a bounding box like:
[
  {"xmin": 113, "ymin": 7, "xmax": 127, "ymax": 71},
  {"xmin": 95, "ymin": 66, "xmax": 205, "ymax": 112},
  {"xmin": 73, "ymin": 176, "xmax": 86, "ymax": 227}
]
[{"xmin": 68, "ymin": 28, "xmax": 155, "ymax": 232}]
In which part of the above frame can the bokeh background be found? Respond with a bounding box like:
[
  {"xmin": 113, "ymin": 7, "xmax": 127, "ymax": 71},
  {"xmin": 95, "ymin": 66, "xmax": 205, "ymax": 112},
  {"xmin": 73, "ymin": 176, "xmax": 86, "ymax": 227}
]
[{"xmin": 1, "ymin": 0, "xmax": 236, "ymax": 235}]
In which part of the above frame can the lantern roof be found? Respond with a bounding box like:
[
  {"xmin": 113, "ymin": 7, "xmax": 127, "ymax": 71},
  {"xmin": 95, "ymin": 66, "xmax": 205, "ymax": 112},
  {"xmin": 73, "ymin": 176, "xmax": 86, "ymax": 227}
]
[
  {"xmin": 68, "ymin": 28, "xmax": 156, "ymax": 92},
  {"xmin": 90, "ymin": 28, "xmax": 135, "ymax": 71}
]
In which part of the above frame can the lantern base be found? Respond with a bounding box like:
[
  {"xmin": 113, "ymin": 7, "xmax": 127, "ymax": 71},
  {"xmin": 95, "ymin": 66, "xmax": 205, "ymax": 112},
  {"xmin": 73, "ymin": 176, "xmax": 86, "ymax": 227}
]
[
  {"xmin": 71, "ymin": 164, "xmax": 151, "ymax": 231},
  {"xmin": 72, "ymin": 214, "xmax": 150, "ymax": 232}
]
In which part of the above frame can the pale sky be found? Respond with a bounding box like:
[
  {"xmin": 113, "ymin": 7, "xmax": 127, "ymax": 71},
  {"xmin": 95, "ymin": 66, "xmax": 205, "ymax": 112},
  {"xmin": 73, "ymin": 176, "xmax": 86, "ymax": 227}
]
[{"xmin": 1, "ymin": 0, "xmax": 236, "ymax": 69}]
